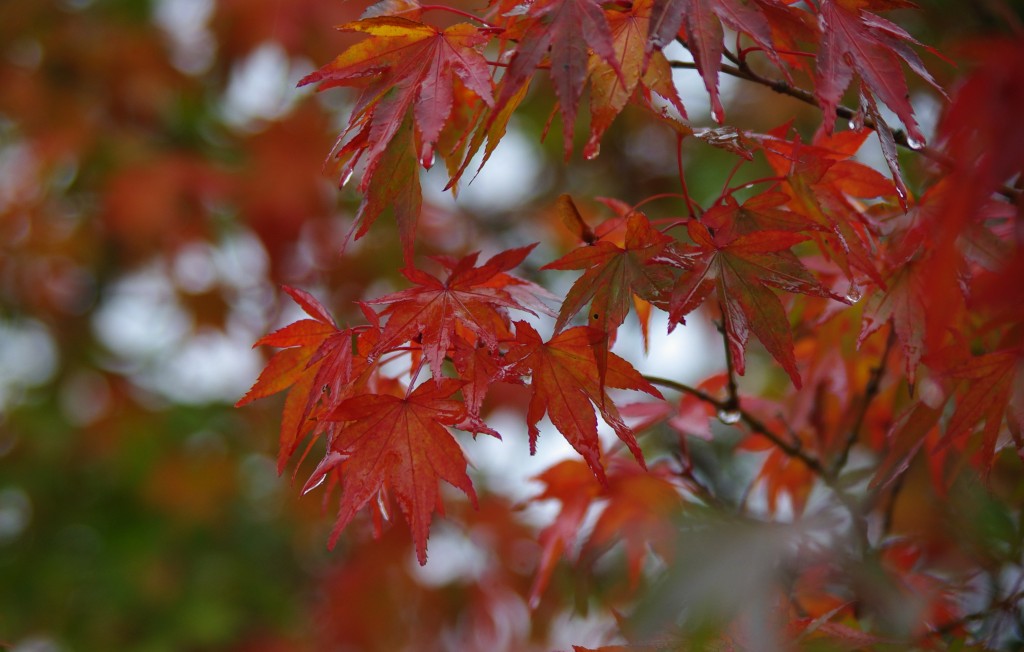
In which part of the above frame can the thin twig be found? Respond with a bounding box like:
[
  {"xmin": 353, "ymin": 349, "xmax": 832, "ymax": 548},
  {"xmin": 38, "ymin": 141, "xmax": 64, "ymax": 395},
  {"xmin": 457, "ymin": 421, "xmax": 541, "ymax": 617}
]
[
  {"xmin": 670, "ymin": 59, "xmax": 930, "ymax": 157},
  {"xmin": 880, "ymin": 472, "xmax": 905, "ymax": 538},
  {"xmin": 668, "ymin": 59, "xmax": 1022, "ymax": 202},
  {"xmin": 740, "ymin": 411, "xmax": 826, "ymax": 476},
  {"xmin": 644, "ymin": 375, "xmax": 725, "ymax": 408},
  {"xmin": 675, "ymin": 134, "xmax": 697, "ymax": 218},
  {"xmin": 719, "ymin": 316, "xmax": 740, "ymax": 412},
  {"xmin": 643, "ymin": 375, "xmax": 826, "ymax": 475},
  {"xmin": 928, "ymin": 588, "xmax": 1024, "ymax": 638},
  {"xmin": 674, "ymin": 449, "xmax": 729, "ymax": 510},
  {"xmin": 419, "ymin": 4, "xmax": 496, "ymax": 27},
  {"xmin": 829, "ymin": 327, "xmax": 896, "ymax": 478}
]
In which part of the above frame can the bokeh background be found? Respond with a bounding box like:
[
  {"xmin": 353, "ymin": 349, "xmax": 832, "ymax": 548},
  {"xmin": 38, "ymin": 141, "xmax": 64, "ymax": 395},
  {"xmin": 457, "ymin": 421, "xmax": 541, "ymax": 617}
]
[{"xmin": 1, "ymin": 0, "xmax": 1018, "ymax": 649}]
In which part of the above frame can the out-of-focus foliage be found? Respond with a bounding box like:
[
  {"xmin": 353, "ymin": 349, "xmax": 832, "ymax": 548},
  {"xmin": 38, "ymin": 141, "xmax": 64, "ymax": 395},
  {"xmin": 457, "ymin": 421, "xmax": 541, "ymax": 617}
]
[
  {"xmin": 3, "ymin": 0, "xmax": 1024, "ymax": 651},
  {"xmin": 0, "ymin": 0, "xmax": 667, "ymax": 648}
]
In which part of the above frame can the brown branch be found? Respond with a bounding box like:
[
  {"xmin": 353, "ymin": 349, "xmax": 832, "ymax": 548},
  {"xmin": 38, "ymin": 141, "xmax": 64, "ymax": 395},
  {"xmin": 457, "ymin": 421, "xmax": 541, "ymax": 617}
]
[
  {"xmin": 829, "ymin": 327, "xmax": 896, "ymax": 478},
  {"xmin": 644, "ymin": 375, "xmax": 725, "ymax": 409},
  {"xmin": 928, "ymin": 588, "xmax": 1024, "ymax": 639},
  {"xmin": 668, "ymin": 59, "xmax": 1022, "ymax": 202},
  {"xmin": 644, "ymin": 373, "xmax": 869, "ymax": 551},
  {"xmin": 643, "ymin": 375, "xmax": 826, "ymax": 475},
  {"xmin": 669, "ymin": 59, "xmax": 933, "ymax": 157}
]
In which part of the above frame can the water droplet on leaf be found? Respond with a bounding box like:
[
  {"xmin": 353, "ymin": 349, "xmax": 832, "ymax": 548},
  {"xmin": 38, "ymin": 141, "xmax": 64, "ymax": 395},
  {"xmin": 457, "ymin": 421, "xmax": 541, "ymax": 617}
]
[
  {"xmin": 584, "ymin": 143, "xmax": 600, "ymax": 160},
  {"xmin": 420, "ymin": 149, "xmax": 435, "ymax": 169},
  {"xmin": 711, "ymin": 106, "xmax": 724, "ymax": 124},
  {"xmin": 302, "ymin": 474, "xmax": 326, "ymax": 495},
  {"xmin": 845, "ymin": 284, "xmax": 862, "ymax": 303},
  {"xmin": 376, "ymin": 490, "xmax": 391, "ymax": 521},
  {"xmin": 906, "ymin": 135, "xmax": 925, "ymax": 150},
  {"xmin": 717, "ymin": 408, "xmax": 741, "ymax": 425},
  {"xmin": 340, "ymin": 168, "xmax": 354, "ymax": 188}
]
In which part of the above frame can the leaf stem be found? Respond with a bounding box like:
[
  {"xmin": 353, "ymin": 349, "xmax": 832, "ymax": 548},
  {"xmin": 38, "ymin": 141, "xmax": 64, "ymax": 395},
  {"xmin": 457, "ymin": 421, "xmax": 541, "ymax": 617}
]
[
  {"xmin": 727, "ymin": 175, "xmax": 785, "ymax": 193},
  {"xmin": 633, "ymin": 192, "xmax": 690, "ymax": 212},
  {"xmin": 718, "ymin": 315, "xmax": 740, "ymax": 413},
  {"xmin": 487, "ymin": 60, "xmax": 551, "ymax": 70},
  {"xmin": 829, "ymin": 327, "xmax": 896, "ymax": 478},
  {"xmin": 739, "ymin": 410, "xmax": 825, "ymax": 475},
  {"xmin": 644, "ymin": 375, "xmax": 724, "ymax": 408},
  {"xmin": 740, "ymin": 45, "xmax": 817, "ymax": 60},
  {"xmin": 675, "ymin": 134, "xmax": 697, "ymax": 218},
  {"xmin": 718, "ymin": 159, "xmax": 746, "ymax": 202},
  {"xmin": 419, "ymin": 4, "xmax": 497, "ymax": 27}
]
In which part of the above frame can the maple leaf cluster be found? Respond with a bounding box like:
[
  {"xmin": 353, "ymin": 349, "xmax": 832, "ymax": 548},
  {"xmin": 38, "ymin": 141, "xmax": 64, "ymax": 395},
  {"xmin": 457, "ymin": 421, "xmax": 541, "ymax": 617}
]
[{"xmin": 239, "ymin": 0, "xmax": 1024, "ymax": 647}]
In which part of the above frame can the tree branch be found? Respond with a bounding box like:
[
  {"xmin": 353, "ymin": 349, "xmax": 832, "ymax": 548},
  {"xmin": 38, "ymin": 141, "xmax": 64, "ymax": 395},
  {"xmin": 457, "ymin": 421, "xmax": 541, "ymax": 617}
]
[
  {"xmin": 927, "ymin": 588, "xmax": 1024, "ymax": 639},
  {"xmin": 668, "ymin": 59, "xmax": 1022, "ymax": 202},
  {"xmin": 644, "ymin": 375, "xmax": 725, "ymax": 408},
  {"xmin": 643, "ymin": 375, "xmax": 826, "ymax": 475},
  {"xmin": 829, "ymin": 327, "xmax": 896, "ymax": 478}
]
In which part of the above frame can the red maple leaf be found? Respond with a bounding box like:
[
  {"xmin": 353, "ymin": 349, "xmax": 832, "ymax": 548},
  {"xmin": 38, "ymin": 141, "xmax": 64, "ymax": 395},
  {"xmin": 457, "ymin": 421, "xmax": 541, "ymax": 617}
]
[
  {"xmin": 299, "ymin": 17, "xmax": 495, "ymax": 256},
  {"xmin": 491, "ymin": 0, "xmax": 622, "ymax": 156},
  {"xmin": 369, "ymin": 245, "xmax": 539, "ymax": 379},
  {"xmin": 582, "ymin": 460, "xmax": 684, "ymax": 586},
  {"xmin": 869, "ymin": 400, "xmax": 943, "ymax": 491},
  {"xmin": 527, "ymin": 460, "xmax": 601, "ymax": 607},
  {"xmin": 450, "ymin": 335, "xmax": 504, "ymax": 437},
  {"xmin": 544, "ymin": 202, "xmax": 678, "ymax": 387},
  {"xmin": 815, "ymin": 0, "xmax": 943, "ymax": 145},
  {"xmin": 238, "ymin": 286, "xmax": 355, "ymax": 472},
  {"xmin": 544, "ymin": 205, "xmax": 676, "ymax": 337},
  {"xmin": 941, "ymin": 350, "xmax": 1024, "ymax": 475},
  {"xmin": 527, "ymin": 458, "xmax": 682, "ymax": 605},
  {"xmin": 761, "ymin": 126, "xmax": 896, "ymax": 284},
  {"xmin": 859, "ymin": 261, "xmax": 928, "ymax": 383},
  {"xmin": 584, "ymin": 0, "xmax": 687, "ymax": 158},
  {"xmin": 322, "ymin": 378, "xmax": 476, "ymax": 564},
  {"xmin": 505, "ymin": 321, "xmax": 662, "ymax": 481},
  {"xmin": 647, "ymin": 0, "xmax": 785, "ymax": 122},
  {"xmin": 667, "ymin": 218, "xmax": 842, "ymax": 387}
]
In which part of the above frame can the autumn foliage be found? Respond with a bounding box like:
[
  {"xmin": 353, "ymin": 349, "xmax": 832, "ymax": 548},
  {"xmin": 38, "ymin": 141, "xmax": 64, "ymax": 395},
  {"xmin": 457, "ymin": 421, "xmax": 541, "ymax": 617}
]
[
  {"xmin": 5, "ymin": 0, "xmax": 1022, "ymax": 649},
  {"xmin": 227, "ymin": 0, "xmax": 1024, "ymax": 646}
]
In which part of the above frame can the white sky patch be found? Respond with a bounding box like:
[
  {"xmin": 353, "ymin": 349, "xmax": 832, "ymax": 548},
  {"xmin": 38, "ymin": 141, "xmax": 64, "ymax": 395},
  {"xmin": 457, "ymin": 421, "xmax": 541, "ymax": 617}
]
[
  {"xmin": 547, "ymin": 609, "xmax": 622, "ymax": 650},
  {"xmin": 153, "ymin": 0, "xmax": 216, "ymax": 75},
  {"xmin": 171, "ymin": 240, "xmax": 219, "ymax": 294},
  {"xmin": 223, "ymin": 42, "xmax": 312, "ymax": 130},
  {"xmin": 92, "ymin": 232, "xmax": 273, "ymax": 405},
  {"xmin": 92, "ymin": 264, "xmax": 192, "ymax": 361},
  {"xmin": 465, "ymin": 409, "xmax": 580, "ymax": 507},
  {"xmin": 151, "ymin": 326, "xmax": 265, "ymax": 403},
  {"xmin": 665, "ymin": 40, "xmax": 740, "ymax": 125},
  {"xmin": 612, "ymin": 310, "xmax": 720, "ymax": 384},
  {"xmin": 0, "ymin": 143, "xmax": 41, "ymax": 214},
  {"xmin": 407, "ymin": 522, "xmax": 491, "ymax": 586},
  {"xmin": 0, "ymin": 319, "xmax": 58, "ymax": 410},
  {"xmin": 423, "ymin": 125, "xmax": 546, "ymax": 214}
]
